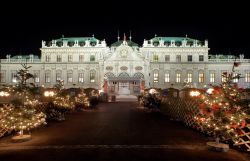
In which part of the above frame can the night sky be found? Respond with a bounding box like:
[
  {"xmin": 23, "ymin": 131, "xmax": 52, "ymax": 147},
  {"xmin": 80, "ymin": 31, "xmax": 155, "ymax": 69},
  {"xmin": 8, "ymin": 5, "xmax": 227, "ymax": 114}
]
[{"xmin": 0, "ymin": 1, "xmax": 249, "ymax": 58}]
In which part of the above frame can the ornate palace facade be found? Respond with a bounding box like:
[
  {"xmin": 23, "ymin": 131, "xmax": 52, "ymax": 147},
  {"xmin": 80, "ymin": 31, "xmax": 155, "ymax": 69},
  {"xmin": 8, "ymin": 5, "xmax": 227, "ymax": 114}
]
[{"xmin": 1, "ymin": 36, "xmax": 250, "ymax": 95}]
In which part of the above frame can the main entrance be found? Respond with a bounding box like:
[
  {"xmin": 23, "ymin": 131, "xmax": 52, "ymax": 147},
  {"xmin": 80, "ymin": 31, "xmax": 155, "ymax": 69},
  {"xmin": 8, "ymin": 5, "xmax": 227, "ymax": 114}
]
[
  {"xmin": 103, "ymin": 72, "xmax": 145, "ymax": 95},
  {"xmin": 118, "ymin": 82, "xmax": 130, "ymax": 95}
]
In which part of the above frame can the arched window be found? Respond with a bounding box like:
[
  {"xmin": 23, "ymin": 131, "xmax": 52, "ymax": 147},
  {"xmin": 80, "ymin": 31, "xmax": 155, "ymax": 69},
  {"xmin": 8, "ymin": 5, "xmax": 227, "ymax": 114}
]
[
  {"xmin": 199, "ymin": 70, "xmax": 205, "ymax": 83},
  {"xmin": 56, "ymin": 70, "xmax": 62, "ymax": 81},
  {"xmin": 134, "ymin": 72, "xmax": 144, "ymax": 79},
  {"xmin": 153, "ymin": 70, "xmax": 159, "ymax": 83},
  {"xmin": 67, "ymin": 70, "xmax": 73, "ymax": 83},
  {"xmin": 90, "ymin": 70, "xmax": 96, "ymax": 83},
  {"xmin": 176, "ymin": 71, "xmax": 181, "ymax": 83},
  {"xmin": 34, "ymin": 71, "xmax": 40, "ymax": 83},
  {"xmin": 11, "ymin": 71, "xmax": 17, "ymax": 83},
  {"xmin": 104, "ymin": 72, "xmax": 115, "ymax": 78},
  {"xmin": 78, "ymin": 70, "xmax": 84, "ymax": 83},
  {"xmin": 56, "ymin": 41, "xmax": 63, "ymax": 47},
  {"xmin": 164, "ymin": 71, "xmax": 170, "ymax": 83},
  {"xmin": 79, "ymin": 41, "xmax": 85, "ymax": 47},
  {"xmin": 45, "ymin": 70, "xmax": 51, "ymax": 83},
  {"xmin": 118, "ymin": 72, "xmax": 130, "ymax": 79},
  {"xmin": 187, "ymin": 71, "xmax": 193, "ymax": 83},
  {"xmin": 67, "ymin": 41, "xmax": 75, "ymax": 47}
]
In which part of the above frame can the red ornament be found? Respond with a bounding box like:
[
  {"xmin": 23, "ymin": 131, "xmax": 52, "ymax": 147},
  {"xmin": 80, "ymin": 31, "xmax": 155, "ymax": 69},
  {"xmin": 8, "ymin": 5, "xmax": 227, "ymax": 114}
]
[
  {"xmin": 230, "ymin": 123, "xmax": 238, "ymax": 129},
  {"xmin": 199, "ymin": 103, "xmax": 206, "ymax": 109},
  {"xmin": 212, "ymin": 87, "xmax": 222, "ymax": 95},
  {"xmin": 241, "ymin": 121, "xmax": 246, "ymax": 128},
  {"xmin": 212, "ymin": 103, "xmax": 220, "ymax": 111}
]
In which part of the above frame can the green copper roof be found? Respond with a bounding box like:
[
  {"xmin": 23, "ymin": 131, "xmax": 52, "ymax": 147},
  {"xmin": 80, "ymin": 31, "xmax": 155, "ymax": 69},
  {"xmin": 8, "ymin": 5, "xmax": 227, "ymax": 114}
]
[
  {"xmin": 208, "ymin": 55, "xmax": 238, "ymax": 59},
  {"xmin": 150, "ymin": 37, "xmax": 200, "ymax": 42},
  {"xmin": 149, "ymin": 37, "xmax": 203, "ymax": 46},
  {"xmin": 111, "ymin": 40, "xmax": 139, "ymax": 47},
  {"xmin": 11, "ymin": 55, "xmax": 39, "ymax": 59},
  {"xmin": 55, "ymin": 37, "xmax": 99, "ymax": 43}
]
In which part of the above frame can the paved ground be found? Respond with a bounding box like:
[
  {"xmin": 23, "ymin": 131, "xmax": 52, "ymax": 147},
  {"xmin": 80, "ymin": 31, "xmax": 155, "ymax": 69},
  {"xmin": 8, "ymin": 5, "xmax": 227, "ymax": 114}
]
[{"xmin": 0, "ymin": 102, "xmax": 249, "ymax": 161}]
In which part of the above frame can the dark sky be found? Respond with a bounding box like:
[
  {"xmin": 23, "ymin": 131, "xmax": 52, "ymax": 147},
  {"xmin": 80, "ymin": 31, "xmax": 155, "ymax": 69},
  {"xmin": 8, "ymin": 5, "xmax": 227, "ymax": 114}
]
[{"xmin": 0, "ymin": 1, "xmax": 249, "ymax": 58}]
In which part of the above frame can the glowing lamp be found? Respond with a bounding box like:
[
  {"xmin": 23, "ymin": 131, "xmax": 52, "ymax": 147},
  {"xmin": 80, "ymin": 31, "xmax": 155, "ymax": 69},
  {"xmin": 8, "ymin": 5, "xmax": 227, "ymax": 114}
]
[
  {"xmin": 149, "ymin": 89, "xmax": 157, "ymax": 94},
  {"xmin": 44, "ymin": 91, "xmax": 55, "ymax": 97},
  {"xmin": 98, "ymin": 89, "xmax": 103, "ymax": 94},
  {"xmin": 206, "ymin": 88, "xmax": 214, "ymax": 94},
  {"xmin": 190, "ymin": 90, "xmax": 200, "ymax": 97},
  {"xmin": 0, "ymin": 91, "xmax": 10, "ymax": 97}
]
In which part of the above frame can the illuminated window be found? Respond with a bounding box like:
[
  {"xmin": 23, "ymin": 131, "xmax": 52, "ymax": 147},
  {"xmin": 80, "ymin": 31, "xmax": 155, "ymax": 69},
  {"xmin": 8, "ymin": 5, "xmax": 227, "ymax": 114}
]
[
  {"xmin": 232, "ymin": 73, "xmax": 239, "ymax": 83},
  {"xmin": 187, "ymin": 55, "xmax": 192, "ymax": 62},
  {"xmin": 11, "ymin": 72, "xmax": 17, "ymax": 83},
  {"xmin": 164, "ymin": 73, "xmax": 170, "ymax": 83},
  {"xmin": 57, "ymin": 55, "xmax": 62, "ymax": 62},
  {"xmin": 176, "ymin": 72, "xmax": 181, "ymax": 83},
  {"xmin": 187, "ymin": 73, "xmax": 192, "ymax": 83},
  {"xmin": 45, "ymin": 55, "xmax": 50, "ymax": 62},
  {"xmin": 56, "ymin": 71, "xmax": 62, "ymax": 81},
  {"xmin": 165, "ymin": 55, "xmax": 170, "ymax": 62},
  {"xmin": 45, "ymin": 72, "xmax": 50, "ymax": 83},
  {"xmin": 221, "ymin": 71, "xmax": 227, "ymax": 83},
  {"xmin": 210, "ymin": 72, "xmax": 215, "ymax": 83},
  {"xmin": 67, "ymin": 71, "xmax": 73, "ymax": 83},
  {"xmin": 176, "ymin": 55, "xmax": 181, "ymax": 62},
  {"xmin": 245, "ymin": 73, "xmax": 250, "ymax": 83},
  {"xmin": 68, "ymin": 55, "xmax": 73, "ymax": 62},
  {"xmin": 199, "ymin": 73, "xmax": 204, "ymax": 83},
  {"xmin": 90, "ymin": 70, "xmax": 95, "ymax": 82},
  {"xmin": 34, "ymin": 71, "xmax": 40, "ymax": 83},
  {"xmin": 79, "ymin": 55, "xmax": 84, "ymax": 62},
  {"xmin": 78, "ymin": 73, "xmax": 84, "ymax": 83},
  {"xmin": 153, "ymin": 70, "xmax": 159, "ymax": 82}
]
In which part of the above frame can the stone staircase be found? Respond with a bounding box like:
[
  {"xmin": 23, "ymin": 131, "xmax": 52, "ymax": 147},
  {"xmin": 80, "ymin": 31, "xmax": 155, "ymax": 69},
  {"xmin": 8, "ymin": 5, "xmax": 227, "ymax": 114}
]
[{"xmin": 115, "ymin": 95, "xmax": 138, "ymax": 102}]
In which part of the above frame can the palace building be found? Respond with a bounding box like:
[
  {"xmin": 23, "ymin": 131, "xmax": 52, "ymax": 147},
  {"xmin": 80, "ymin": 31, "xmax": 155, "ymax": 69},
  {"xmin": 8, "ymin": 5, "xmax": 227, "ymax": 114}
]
[{"xmin": 0, "ymin": 35, "xmax": 250, "ymax": 95}]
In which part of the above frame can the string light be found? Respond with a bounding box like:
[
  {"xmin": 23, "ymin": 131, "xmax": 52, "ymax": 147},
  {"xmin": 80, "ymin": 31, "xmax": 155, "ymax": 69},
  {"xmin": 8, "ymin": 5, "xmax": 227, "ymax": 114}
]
[{"xmin": 193, "ymin": 62, "xmax": 250, "ymax": 142}]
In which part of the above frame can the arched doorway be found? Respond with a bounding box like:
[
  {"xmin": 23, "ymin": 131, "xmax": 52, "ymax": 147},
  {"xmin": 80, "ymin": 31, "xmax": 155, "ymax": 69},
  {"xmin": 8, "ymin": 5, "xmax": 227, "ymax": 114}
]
[{"xmin": 118, "ymin": 72, "xmax": 130, "ymax": 95}]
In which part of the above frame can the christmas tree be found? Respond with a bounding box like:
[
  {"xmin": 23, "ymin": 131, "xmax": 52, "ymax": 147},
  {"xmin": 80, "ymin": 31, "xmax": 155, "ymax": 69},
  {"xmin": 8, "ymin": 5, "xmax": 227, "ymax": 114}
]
[
  {"xmin": 194, "ymin": 62, "xmax": 250, "ymax": 142},
  {"xmin": 0, "ymin": 104, "xmax": 46, "ymax": 135},
  {"xmin": 0, "ymin": 63, "xmax": 46, "ymax": 138}
]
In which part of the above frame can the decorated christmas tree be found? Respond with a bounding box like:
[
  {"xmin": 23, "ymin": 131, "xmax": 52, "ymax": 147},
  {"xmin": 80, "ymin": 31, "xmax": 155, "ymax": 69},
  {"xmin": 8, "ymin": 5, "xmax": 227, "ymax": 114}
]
[
  {"xmin": 0, "ymin": 104, "xmax": 46, "ymax": 136},
  {"xmin": 0, "ymin": 63, "xmax": 46, "ymax": 140},
  {"xmin": 194, "ymin": 62, "xmax": 250, "ymax": 142}
]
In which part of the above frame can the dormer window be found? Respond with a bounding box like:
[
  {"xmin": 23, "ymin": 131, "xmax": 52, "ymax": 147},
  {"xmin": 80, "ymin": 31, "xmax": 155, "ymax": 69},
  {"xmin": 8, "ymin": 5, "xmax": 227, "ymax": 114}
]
[
  {"xmin": 79, "ymin": 41, "xmax": 85, "ymax": 47},
  {"xmin": 153, "ymin": 42, "xmax": 159, "ymax": 46},
  {"xmin": 90, "ymin": 42, "xmax": 96, "ymax": 46}
]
